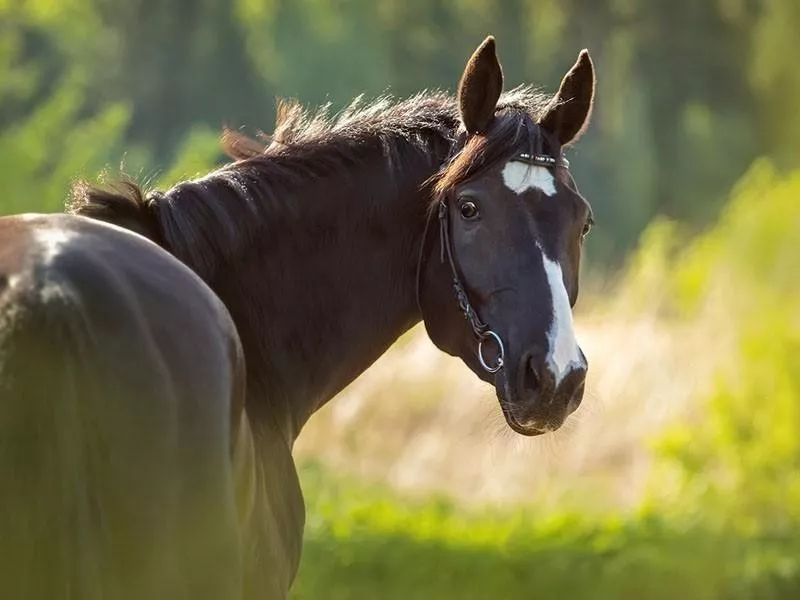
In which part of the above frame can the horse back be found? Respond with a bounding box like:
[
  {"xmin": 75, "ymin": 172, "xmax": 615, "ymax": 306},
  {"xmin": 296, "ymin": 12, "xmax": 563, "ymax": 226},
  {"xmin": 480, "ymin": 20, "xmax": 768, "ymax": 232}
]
[{"xmin": 0, "ymin": 213, "xmax": 246, "ymax": 600}]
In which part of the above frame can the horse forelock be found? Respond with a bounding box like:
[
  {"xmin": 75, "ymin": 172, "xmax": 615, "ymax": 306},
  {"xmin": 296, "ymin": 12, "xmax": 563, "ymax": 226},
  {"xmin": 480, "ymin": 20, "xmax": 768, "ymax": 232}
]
[{"xmin": 429, "ymin": 85, "xmax": 556, "ymax": 203}]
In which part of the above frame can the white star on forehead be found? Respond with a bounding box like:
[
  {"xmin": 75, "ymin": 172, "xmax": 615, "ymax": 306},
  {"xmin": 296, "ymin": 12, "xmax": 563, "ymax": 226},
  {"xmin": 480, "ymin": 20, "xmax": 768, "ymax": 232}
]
[{"xmin": 501, "ymin": 161, "xmax": 556, "ymax": 196}]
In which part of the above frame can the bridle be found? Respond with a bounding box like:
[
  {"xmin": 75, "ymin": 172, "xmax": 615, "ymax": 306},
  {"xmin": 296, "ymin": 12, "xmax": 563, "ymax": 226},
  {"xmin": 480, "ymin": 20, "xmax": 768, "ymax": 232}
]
[{"xmin": 416, "ymin": 147, "xmax": 570, "ymax": 375}]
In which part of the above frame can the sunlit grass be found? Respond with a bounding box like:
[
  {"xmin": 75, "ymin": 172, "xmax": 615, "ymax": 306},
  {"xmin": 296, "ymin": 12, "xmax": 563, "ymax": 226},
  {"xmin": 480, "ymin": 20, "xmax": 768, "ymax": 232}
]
[
  {"xmin": 293, "ymin": 298, "xmax": 717, "ymax": 514},
  {"xmin": 292, "ymin": 460, "xmax": 800, "ymax": 600}
]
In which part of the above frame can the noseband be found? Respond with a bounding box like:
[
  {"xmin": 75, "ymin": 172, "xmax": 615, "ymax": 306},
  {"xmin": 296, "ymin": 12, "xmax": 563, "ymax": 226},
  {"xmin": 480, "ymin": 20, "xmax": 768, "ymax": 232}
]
[{"xmin": 418, "ymin": 149, "xmax": 569, "ymax": 375}]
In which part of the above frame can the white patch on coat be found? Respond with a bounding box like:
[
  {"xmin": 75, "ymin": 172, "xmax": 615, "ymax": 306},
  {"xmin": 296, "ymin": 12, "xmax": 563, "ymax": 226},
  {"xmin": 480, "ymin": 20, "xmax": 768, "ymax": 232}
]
[
  {"xmin": 34, "ymin": 228, "xmax": 76, "ymax": 302},
  {"xmin": 36, "ymin": 228, "xmax": 73, "ymax": 264},
  {"xmin": 501, "ymin": 162, "xmax": 556, "ymax": 196}
]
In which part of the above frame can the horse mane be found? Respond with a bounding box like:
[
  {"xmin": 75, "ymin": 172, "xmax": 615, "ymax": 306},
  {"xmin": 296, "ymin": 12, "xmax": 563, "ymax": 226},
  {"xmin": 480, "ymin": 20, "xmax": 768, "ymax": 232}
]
[{"xmin": 67, "ymin": 86, "xmax": 553, "ymax": 281}]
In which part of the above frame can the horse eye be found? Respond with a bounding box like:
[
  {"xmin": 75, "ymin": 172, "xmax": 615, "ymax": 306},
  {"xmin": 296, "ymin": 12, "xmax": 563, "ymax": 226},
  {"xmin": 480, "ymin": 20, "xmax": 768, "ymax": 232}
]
[
  {"xmin": 582, "ymin": 216, "xmax": 594, "ymax": 237},
  {"xmin": 460, "ymin": 201, "xmax": 479, "ymax": 220}
]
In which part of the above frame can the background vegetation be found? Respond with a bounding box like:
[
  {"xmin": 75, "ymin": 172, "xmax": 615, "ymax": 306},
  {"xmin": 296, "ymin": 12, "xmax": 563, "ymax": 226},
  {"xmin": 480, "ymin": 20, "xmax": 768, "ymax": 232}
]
[{"xmin": 2, "ymin": 0, "xmax": 799, "ymax": 597}]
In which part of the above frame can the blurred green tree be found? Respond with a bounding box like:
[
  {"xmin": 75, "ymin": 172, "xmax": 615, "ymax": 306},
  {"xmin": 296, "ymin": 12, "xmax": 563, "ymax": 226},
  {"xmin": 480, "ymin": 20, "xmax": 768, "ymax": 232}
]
[{"xmin": 0, "ymin": 0, "xmax": 798, "ymax": 265}]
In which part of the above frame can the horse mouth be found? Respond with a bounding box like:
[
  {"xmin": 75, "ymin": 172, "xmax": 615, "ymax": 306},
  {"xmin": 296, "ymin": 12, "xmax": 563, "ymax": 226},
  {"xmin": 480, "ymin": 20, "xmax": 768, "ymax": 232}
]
[
  {"xmin": 492, "ymin": 362, "xmax": 575, "ymax": 437},
  {"xmin": 494, "ymin": 381, "xmax": 550, "ymax": 437},
  {"xmin": 499, "ymin": 405, "xmax": 550, "ymax": 436}
]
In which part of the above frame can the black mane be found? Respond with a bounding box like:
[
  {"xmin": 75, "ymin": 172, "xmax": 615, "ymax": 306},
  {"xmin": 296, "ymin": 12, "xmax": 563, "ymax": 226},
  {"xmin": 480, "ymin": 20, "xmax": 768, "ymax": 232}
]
[{"xmin": 68, "ymin": 86, "xmax": 552, "ymax": 280}]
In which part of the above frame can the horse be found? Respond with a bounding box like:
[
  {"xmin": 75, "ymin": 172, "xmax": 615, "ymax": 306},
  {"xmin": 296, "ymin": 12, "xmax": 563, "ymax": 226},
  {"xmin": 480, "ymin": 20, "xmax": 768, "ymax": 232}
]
[{"xmin": 0, "ymin": 35, "xmax": 596, "ymax": 599}]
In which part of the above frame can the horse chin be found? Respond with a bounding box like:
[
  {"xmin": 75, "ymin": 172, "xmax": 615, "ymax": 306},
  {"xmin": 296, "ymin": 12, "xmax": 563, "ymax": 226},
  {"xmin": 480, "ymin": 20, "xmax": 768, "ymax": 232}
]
[{"xmin": 493, "ymin": 372, "xmax": 549, "ymax": 437}]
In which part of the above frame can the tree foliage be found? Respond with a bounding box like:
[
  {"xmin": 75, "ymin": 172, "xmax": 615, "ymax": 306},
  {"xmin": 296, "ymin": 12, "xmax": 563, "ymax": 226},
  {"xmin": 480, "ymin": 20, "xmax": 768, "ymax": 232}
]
[{"xmin": 0, "ymin": 0, "xmax": 797, "ymax": 265}]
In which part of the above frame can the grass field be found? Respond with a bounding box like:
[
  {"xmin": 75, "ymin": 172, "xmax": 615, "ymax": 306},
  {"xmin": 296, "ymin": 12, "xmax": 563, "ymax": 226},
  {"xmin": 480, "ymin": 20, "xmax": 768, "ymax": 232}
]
[{"xmin": 291, "ymin": 461, "xmax": 800, "ymax": 599}]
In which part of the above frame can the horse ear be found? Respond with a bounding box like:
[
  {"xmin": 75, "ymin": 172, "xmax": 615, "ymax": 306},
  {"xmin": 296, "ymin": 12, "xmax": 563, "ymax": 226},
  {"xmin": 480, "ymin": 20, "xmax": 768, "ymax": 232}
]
[
  {"xmin": 457, "ymin": 35, "xmax": 504, "ymax": 135},
  {"xmin": 539, "ymin": 49, "xmax": 596, "ymax": 147}
]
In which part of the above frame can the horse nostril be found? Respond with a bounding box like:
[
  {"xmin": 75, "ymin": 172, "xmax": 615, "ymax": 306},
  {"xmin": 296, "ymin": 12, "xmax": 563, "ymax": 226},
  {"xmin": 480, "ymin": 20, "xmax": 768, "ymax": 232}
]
[{"xmin": 522, "ymin": 356, "xmax": 540, "ymax": 395}]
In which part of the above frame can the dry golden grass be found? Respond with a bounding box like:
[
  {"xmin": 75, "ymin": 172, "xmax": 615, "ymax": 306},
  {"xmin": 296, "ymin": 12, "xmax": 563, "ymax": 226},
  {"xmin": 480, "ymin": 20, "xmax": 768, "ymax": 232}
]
[{"xmin": 294, "ymin": 274, "xmax": 731, "ymax": 513}]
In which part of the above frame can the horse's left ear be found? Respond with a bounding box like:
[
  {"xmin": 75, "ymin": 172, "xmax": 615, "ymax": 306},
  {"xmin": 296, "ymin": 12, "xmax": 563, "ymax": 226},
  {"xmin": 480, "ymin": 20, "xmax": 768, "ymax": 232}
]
[
  {"xmin": 540, "ymin": 49, "xmax": 596, "ymax": 147},
  {"xmin": 457, "ymin": 35, "xmax": 504, "ymax": 135}
]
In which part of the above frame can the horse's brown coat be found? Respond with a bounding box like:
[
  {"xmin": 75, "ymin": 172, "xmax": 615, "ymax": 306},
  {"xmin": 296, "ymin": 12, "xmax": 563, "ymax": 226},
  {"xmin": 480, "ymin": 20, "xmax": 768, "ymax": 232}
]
[{"xmin": 0, "ymin": 214, "xmax": 246, "ymax": 599}]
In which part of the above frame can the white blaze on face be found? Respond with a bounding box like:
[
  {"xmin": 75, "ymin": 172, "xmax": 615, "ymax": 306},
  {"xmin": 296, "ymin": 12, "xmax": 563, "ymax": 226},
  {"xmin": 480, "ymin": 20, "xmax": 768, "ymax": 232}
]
[
  {"xmin": 501, "ymin": 161, "xmax": 556, "ymax": 196},
  {"xmin": 500, "ymin": 159, "xmax": 583, "ymax": 384},
  {"xmin": 541, "ymin": 252, "xmax": 584, "ymax": 385}
]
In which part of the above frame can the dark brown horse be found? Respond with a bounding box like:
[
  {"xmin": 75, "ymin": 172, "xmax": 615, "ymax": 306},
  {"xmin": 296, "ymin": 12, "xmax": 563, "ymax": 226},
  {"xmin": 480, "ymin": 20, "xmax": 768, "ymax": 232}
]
[{"xmin": 0, "ymin": 36, "xmax": 595, "ymax": 599}]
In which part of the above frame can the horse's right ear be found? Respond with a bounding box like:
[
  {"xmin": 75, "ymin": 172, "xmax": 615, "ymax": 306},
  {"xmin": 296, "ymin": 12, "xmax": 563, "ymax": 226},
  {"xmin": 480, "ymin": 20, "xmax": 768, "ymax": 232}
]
[{"xmin": 457, "ymin": 35, "xmax": 504, "ymax": 135}]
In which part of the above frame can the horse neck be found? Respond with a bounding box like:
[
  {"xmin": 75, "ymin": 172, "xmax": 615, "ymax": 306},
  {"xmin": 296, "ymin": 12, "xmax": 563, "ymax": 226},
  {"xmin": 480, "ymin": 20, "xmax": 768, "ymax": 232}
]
[{"xmin": 208, "ymin": 152, "xmax": 441, "ymax": 444}]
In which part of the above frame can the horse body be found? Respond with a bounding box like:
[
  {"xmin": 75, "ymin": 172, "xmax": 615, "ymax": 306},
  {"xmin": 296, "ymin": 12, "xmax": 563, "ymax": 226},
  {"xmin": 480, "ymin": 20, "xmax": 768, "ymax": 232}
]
[
  {"xmin": 0, "ymin": 100, "xmax": 452, "ymax": 600},
  {"xmin": 0, "ymin": 214, "xmax": 246, "ymax": 599},
  {"xmin": 70, "ymin": 99, "xmax": 457, "ymax": 598}
]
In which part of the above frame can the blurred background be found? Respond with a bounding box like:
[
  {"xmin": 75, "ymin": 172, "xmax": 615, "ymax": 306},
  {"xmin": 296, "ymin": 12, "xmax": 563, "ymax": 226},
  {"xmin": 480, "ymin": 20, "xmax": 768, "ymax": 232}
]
[{"xmin": 2, "ymin": 0, "xmax": 800, "ymax": 597}]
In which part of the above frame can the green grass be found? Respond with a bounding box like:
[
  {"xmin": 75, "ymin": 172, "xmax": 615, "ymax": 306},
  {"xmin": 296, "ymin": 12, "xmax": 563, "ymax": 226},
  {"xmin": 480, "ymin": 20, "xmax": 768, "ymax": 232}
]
[{"xmin": 292, "ymin": 461, "xmax": 800, "ymax": 600}]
